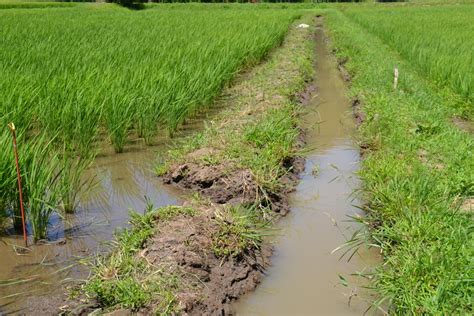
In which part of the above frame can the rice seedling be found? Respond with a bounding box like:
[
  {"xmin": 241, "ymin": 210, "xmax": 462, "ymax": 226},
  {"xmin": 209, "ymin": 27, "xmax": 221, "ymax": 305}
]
[
  {"xmin": 58, "ymin": 152, "xmax": 95, "ymax": 214},
  {"xmin": 20, "ymin": 137, "xmax": 62, "ymax": 241}
]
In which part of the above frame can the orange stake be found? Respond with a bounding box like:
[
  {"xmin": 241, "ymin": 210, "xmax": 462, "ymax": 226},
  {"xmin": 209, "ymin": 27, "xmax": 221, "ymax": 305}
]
[{"xmin": 7, "ymin": 123, "xmax": 28, "ymax": 247}]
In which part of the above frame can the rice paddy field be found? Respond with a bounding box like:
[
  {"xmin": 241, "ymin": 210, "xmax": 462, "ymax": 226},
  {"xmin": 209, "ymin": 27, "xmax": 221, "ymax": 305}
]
[
  {"xmin": 0, "ymin": 1, "xmax": 473, "ymax": 315},
  {"xmin": 341, "ymin": 4, "xmax": 474, "ymax": 118},
  {"xmin": 0, "ymin": 4, "xmax": 299, "ymax": 240}
]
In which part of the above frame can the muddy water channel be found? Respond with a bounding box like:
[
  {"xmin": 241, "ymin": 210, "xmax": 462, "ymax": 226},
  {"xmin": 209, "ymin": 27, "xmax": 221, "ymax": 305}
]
[
  {"xmin": 0, "ymin": 141, "xmax": 181, "ymax": 314},
  {"xmin": 234, "ymin": 23, "xmax": 378, "ymax": 315}
]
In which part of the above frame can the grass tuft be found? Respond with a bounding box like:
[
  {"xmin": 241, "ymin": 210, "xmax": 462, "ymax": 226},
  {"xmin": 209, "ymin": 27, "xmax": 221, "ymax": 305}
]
[{"xmin": 212, "ymin": 205, "xmax": 271, "ymax": 259}]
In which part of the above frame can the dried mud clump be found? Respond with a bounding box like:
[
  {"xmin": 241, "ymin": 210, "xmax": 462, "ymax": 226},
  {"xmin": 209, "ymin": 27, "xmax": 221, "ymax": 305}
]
[
  {"xmin": 155, "ymin": 135, "xmax": 304, "ymax": 314},
  {"xmin": 164, "ymin": 163, "xmax": 259, "ymax": 206},
  {"xmin": 163, "ymin": 156, "xmax": 304, "ymax": 215}
]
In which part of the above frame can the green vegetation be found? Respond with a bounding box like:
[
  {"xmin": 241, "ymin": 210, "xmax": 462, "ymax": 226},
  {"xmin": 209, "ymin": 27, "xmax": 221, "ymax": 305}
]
[
  {"xmin": 1, "ymin": 1, "xmax": 472, "ymax": 313},
  {"xmin": 326, "ymin": 6, "xmax": 473, "ymax": 314},
  {"xmin": 0, "ymin": 5, "xmax": 299, "ymax": 240},
  {"xmin": 342, "ymin": 4, "xmax": 474, "ymax": 119},
  {"xmin": 1, "ymin": 5, "xmax": 298, "ymax": 143},
  {"xmin": 212, "ymin": 205, "xmax": 271, "ymax": 258},
  {"xmin": 157, "ymin": 13, "xmax": 313, "ymax": 265},
  {"xmin": 0, "ymin": 2, "xmax": 76, "ymax": 10},
  {"xmin": 84, "ymin": 205, "xmax": 194, "ymax": 312}
]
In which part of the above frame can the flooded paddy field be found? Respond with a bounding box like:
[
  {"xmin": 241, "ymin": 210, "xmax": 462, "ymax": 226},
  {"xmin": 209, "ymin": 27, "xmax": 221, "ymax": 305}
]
[{"xmin": 0, "ymin": 144, "xmax": 179, "ymax": 314}]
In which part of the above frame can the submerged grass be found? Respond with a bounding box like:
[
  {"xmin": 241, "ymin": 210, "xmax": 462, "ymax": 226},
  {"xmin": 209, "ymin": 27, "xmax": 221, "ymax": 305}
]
[{"xmin": 325, "ymin": 8, "xmax": 473, "ymax": 314}]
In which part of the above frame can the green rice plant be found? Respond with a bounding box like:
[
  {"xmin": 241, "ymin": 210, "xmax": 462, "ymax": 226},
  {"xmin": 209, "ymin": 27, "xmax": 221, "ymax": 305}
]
[
  {"xmin": 0, "ymin": 130, "xmax": 18, "ymax": 229},
  {"xmin": 104, "ymin": 94, "xmax": 136, "ymax": 153},
  {"xmin": 0, "ymin": 4, "xmax": 299, "ymax": 239},
  {"xmin": 341, "ymin": 4, "xmax": 474, "ymax": 119},
  {"xmin": 58, "ymin": 152, "xmax": 95, "ymax": 214},
  {"xmin": 134, "ymin": 95, "xmax": 161, "ymax": 146},
  {"xmin": 37, "ymin": 88, "xmax": 103, "ymax": 154},
  {"xmin": 0, "ymin": 6, "xmax": 299, "ymax": 150},
  {"xmin": 20, "ymin": 137, "xmax": 62, "ymax": 241},
  {"xmin": 0, "ymin": 126, "xmax": 62, "ymax": 240}
]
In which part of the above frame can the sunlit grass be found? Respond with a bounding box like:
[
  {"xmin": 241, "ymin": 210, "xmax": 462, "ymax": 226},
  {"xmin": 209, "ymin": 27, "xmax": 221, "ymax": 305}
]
[
  {"xmin": 342, "ymin": 4, "xmax": 474, "ymax": 119},
  {"xmin": 326, "ymin": 8, "xmax": 473, "ymax": 314}
]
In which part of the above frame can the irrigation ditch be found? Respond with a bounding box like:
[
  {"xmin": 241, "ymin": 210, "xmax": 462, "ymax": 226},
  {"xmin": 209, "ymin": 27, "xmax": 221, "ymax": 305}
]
[{"xmin": 0, "ymin": 14, "xmax": 379, "ymax": 316}]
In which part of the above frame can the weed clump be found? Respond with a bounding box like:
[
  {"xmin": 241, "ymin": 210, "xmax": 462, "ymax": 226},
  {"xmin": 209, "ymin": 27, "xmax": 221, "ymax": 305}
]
[{"xmin": 212, "ymin": 206, "xmax": 270, "ymax": 259}]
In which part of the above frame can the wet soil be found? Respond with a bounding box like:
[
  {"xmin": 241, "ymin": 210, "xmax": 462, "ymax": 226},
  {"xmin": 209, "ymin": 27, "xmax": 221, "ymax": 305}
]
[
  {"xmin": 163, "ymin": 156, "xmax": 304, "ymax": 216},
  {"xmin": 142, "ymin": 206, "xmax": 273, "ymax": 316},
  {"xmin": 232, "ymin": 18, "xmax": 379, "ymax": 315},
  {"xmin": 0, "ymin": 145, "xmax": 181, "ymax": 315}
]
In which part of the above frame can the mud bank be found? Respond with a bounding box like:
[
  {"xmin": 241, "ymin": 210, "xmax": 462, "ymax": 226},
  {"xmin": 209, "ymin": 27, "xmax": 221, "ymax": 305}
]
[{"xmin": 76, "ymin": 16, "xmax": 315, "ymax": 315}]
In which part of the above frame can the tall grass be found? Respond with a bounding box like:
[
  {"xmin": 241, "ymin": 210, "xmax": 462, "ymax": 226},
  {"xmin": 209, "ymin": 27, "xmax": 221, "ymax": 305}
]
[
  {"xmin": 326, "ymin": 8, "xmax": 473, "ymax": 313},
  {"xmin": 342, "ymin": 4, "xmax": 474, "ymax": 119},
  {"xmin": 0, "ymin": 5, "xmax": 299, "ymax": 240}
]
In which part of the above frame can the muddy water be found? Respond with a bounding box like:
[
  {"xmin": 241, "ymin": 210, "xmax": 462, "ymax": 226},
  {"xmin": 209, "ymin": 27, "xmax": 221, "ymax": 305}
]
[
  {"xmin": 0, "ymin": 141, "xmax": 181, "ymax": 314},
  {"xmin": 233, "ymin": 22, "xmax": 378, "ymax": 315}
]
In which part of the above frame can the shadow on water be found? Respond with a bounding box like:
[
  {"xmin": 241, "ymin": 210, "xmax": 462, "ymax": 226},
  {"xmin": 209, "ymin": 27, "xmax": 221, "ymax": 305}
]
[{"xmin": 233, "ymin": 18, "xmax": 380, "ymax": 315}]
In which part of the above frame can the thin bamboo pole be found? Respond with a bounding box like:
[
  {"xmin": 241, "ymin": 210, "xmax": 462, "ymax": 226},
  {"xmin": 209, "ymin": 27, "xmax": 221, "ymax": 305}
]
[{"xmin": 7, "ymin": 123, "xmax": 28, "ymax": 247}]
